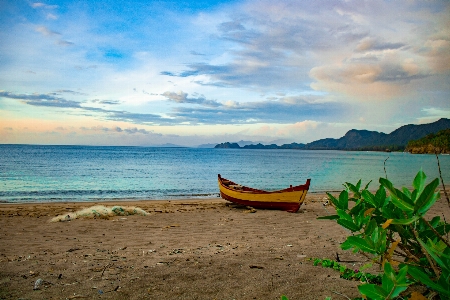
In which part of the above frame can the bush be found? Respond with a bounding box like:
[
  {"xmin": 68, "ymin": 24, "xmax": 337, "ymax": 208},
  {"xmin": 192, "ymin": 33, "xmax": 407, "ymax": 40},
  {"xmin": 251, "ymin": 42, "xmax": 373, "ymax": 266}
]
[{"xmin": 315, "ymin": 170, "xmax": 450, "ymax": 299}]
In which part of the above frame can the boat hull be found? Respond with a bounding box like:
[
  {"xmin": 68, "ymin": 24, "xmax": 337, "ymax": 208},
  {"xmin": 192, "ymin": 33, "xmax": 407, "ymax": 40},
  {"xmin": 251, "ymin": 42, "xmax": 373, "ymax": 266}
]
[{"xmin": 218, "ymin": 175, "xmax": 310, "ymax": 213}]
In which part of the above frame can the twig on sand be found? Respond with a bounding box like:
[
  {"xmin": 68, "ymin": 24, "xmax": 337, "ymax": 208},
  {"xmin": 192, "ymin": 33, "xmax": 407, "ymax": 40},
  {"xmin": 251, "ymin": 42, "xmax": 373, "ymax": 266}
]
[
  {"xmin": 68, "ymin": 295, "xmax": 88, "ymax": 299},
  {"xmin": 101, "ymin": 263, "xmax": 113, "ymax": 277},
  {"xmin": 330, "ymin": 290, "xmax": 351, "ymax": 300}
]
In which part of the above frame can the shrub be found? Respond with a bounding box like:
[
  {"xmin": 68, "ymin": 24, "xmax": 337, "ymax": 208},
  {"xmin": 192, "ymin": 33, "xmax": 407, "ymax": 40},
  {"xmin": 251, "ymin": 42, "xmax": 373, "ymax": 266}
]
[{"xmin": 315, "ymin": 170, "xmax": 450, "ymax": 299}]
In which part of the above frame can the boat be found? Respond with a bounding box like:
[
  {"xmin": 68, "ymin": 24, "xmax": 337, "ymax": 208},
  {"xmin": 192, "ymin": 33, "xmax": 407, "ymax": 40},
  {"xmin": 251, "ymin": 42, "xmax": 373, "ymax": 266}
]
[{"xmin": 218, "ymin": 174, "xmax": 311, "ymax": 213}]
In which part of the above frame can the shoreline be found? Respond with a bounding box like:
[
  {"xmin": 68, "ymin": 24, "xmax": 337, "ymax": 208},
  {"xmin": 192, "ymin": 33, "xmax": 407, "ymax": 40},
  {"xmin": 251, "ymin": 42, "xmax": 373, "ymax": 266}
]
[
  {"xmin": 0, "ymin": 191, "xmax": 335, "ymax": 205},
  {"xmin": 0, "ymin": 194, "xmax": 330, "ymax": 219}
]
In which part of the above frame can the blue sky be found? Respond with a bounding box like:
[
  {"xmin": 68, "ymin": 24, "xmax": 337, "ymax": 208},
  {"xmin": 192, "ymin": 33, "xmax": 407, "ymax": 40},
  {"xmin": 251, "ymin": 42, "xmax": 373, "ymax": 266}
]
[{"xmin": 1, "ymin": 0, "xmax": 449, "ymax": 146}]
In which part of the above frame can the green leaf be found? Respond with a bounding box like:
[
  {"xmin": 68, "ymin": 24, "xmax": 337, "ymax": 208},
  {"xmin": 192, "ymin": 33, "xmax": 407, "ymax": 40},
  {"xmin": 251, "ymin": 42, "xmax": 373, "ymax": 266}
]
[
  {"xmin": 421, "ymin": 224, "xmax": 450, "ymax": 240},
  {"xmin": 377, "ymin": 228, "xmax": 387, "ymax": 253},
  {"xmin": 356, "ymin": 179, "xmax": 362, "ymax": 191},
  {"xmin": 364, "ymin": 180, "xmax": 372, "ymax": 190},
  {"xmin": 402, "ymin": 187, "xmax": 412, "ymax": 198},
  {"xmin": 396, "ymin": 265, "xmax": 408, "ymax": 284},
  {"xmin": 345, "ymin": 236, "xmax": 377, "ymax": 254},
  {"xmin": 412, "ymin": 169, "xmax": 427, "ymax": 197},
  {"xmin": 382, "ymin": 263, "xmax": 395, "ymax": 294},
  {"xmin": 408, "ymin": 266, "xmax": 450, "ymax": 296},
  {"xmin": 380, "ymin": 178, "xmax": 414, "ymax": 212},
  {"xmin": 364, "ymin": 219, "xmax": 377, "ymax": 236},
  {"xmin": 326, "ymin": 192, "xmax": 341, "ymax": 209},
  {"xmin": 317, "ymin": 215, "xmax": 339, "ymax": 220},
  {"xmin": 339, "ymin": 190, "xmax": 349, "ymax": 210},
  {"xmin": 390, "ymin": 195, "xmax": 414, "ymax": 212},
  {"xmin": 345, "ymin": 181, "xmax": 361, "ymax": 199},
  {"xmin": 337, "ymin": 219, "xmax": 361, "ymax": 232},
  {"xmin": 411, "ymin": 189, "xmax": 418, "ymax": 202},
  {"xmin": 418, "ymin": 238, "xmax": 450, "ymax": 273},
  {"xmin": 337, "ymin": 209, "xmax": 352, "ymax": 221},
  {"xmin": 362, "ymin": 190, "xmax": 377, "ymax": 207},
  {"xmin": 430, "ymin": 216, "xmax": 441, "ymax": 227},
  {"xmin": 341, "ymin": 239, "xmax": 353, "ymax": 250},
  {"xmin": 375, "ymin": 187, "xmax": 388, "ymax": 208},
  {"xmin": 391, "ymin": 216, "xmax": 420, "ymax": 225},
  {"xmin": 350, "ymin": 199, "xmax": 365, "ymax": 216},
  {"xmin": 382, "ymin": 263, "xmax": 409, "ymax": 298},
  {"xmin": 358, "ymin": 284, "xmax": 388, "ymax": 300},
  {"xmin": 414, "ymin": 178, "xmax": 440, "ymax": 215}
]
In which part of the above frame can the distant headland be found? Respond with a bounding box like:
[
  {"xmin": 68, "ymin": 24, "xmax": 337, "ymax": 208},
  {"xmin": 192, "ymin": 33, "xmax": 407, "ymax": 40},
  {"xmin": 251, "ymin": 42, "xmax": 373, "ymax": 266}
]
[{"xmin": 215, "ymin": 118, "xmax": 450, "ymax": 153}]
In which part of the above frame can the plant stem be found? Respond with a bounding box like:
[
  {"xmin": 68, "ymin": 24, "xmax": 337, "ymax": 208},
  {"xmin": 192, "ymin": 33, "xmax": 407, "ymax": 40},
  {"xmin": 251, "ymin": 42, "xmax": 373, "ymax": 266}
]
[
  {"xmin": 410, "ymin": 224, "xmax": 440, "ymax": 278},
  {"xmin": 435, "ymin": 153, "xmax": 450, "ymax": 208},
  {"xmin": 421, "ymin": 217, "xmax": 450, "ymax": 248},
  {"xmin": 359, "ymin": 251, "xmax": 380, "ymax": 265},
  {"xmin": 395, "ymin": 242, "xmax": 420, "ymax": 262},
  {"xmin": 384, "ymin": 156, "xmax": 389, "ymax": 179}
]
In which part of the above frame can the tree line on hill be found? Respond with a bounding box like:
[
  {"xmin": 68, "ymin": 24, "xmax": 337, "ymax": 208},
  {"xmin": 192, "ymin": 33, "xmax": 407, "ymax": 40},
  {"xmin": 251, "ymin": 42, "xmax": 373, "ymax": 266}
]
[
  {"xmin": 214, "ymin": 118, "xmax": 450, "ymax": 153},
  {"xmin": 405, "ymin": 128, "xmax": 450, "ymax": 154}
]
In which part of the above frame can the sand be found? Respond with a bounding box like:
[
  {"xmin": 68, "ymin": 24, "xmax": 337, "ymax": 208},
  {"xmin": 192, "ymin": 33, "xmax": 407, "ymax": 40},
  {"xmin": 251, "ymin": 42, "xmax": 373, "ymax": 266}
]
[{"xmin": 1, "ymin": 194, "xmax": 448, "ymax": 300}]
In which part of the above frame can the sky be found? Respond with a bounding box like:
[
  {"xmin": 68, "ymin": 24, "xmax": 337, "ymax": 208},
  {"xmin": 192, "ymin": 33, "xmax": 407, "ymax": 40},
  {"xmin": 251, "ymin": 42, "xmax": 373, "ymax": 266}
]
[{"xmin": 0, "ymin": 0, "xmax": 449, "ymax": 147}]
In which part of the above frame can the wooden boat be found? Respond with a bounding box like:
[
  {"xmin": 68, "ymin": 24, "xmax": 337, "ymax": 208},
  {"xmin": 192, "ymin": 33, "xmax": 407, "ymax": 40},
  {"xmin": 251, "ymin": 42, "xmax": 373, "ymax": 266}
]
[{"xmin": 218, "ymin": 174, "xmax": 311, "ymax": 213}]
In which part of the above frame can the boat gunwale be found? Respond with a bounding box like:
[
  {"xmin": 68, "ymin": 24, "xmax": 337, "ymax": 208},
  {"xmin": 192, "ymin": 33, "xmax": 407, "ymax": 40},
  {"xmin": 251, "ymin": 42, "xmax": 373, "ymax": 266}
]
[{"xmin": 218, "ymin": 174, "xmax": 311, "ymax": 195}]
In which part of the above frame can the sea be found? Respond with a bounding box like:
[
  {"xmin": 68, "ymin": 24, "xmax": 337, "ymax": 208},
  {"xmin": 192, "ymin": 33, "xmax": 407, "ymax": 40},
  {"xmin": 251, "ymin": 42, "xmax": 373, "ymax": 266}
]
[{"xmin": 0, "ymin": 144, "xmax": 449, "ymax": 203}]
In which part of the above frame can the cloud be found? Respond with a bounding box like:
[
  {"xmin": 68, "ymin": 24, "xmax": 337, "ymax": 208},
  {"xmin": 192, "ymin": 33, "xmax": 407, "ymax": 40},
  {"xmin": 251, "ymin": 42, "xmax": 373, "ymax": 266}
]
[
  {"xmin": 35, "ymin": 26, "xmax": 73, "ymax": 47},
  {"xmin": 0, "ymin": 88, "xmax": 340, "ymax": 127},
  {"xmin": 91, "ymin": 99, "xmax": 121, "ymax": 105},
  {"xmin": 420, "ymin": 108, "xmax": 450, "ymax": 121},
  {"xmin": 79, "ymin": 126, "xmax": 152, "ymax": 135},
  {"xmin": 0, "ymin": 91, "xmax": 169, "ymax": 125},
  {"xmin": 160, "ymin": 71, "xmax": 176, "ymax": 76},
  {"xmin": 160, "ymin": 0, "xmax": 449, "ymax": 102},
  {"xmin": 168, "ymin": 95, "xmax": 346, "ymax": 125},
  {"xmin": 217, "ymin": 21, "xmax": 245, "ymax": 32},
  {"xmin": 421, "ymin": 39, "xmax": 450, "ymax": 73},
  {"xmin": 124, "ymin": 127, "xmax": 150, "ymax": 134},
  {"xmin": 31, "ymin": 2, "xmax": 58, "ymax": 9},
  {"xmin": 54, "ymin": 90, "xmax": 87, "ymax": 95},
  {"xmin": 0, "ymin": 91, "xmax": 81, "ymax": 108},
  {"xmin": 57, "ymin": 40, "xmax": 74, "ymax": 46},
  {"xmin": 356, "ymin": 38, "xmax": 405, "ymax": 52},
  {"xmin": 35, "ymin": 26, "xmax": 60, "ymax": 36},
  {"xmin": 1, "ymin": 0, "xmax": 449, "ymax": 147},
  {"xmin": 190, "ymin": 51, "xmax": 205, "ymax": 56},
  {"xmin": 46, "ymin": 13, "xmax": 58, "ymax": 20},
  {"xmin": 162, "ymin": 91, "xmax": 222, "ymax": 107},
  {"xmin": 74, "ymin": 65, "xmax": 98, "ymax": 71}
]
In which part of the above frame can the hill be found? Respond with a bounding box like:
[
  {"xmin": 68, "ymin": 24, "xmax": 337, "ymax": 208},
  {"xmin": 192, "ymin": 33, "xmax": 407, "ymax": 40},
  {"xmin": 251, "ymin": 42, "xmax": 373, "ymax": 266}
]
[
  {"xmin": 405, "ymin": 129, "xmax": 450, "ymax": 154},
  {"xmin": 214, "ymin": 118, "xmax": 450, "ymax": 151}
]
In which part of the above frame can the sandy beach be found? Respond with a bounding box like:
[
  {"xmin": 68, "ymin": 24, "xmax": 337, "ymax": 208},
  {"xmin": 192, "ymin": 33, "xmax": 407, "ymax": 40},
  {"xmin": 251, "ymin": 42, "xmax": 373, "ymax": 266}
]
[{"xmin": 1, "ymin": 193, "xmax": 449, "ymax": 300}]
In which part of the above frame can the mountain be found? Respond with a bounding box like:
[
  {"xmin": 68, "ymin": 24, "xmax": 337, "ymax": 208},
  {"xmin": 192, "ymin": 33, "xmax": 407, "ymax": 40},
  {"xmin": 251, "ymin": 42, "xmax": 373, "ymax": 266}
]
[
  {"xmin": 243, "ymin": 143, "xmax": 279, "ymax": 149},
  {"xmin": 215, "ymin": 142, "xmax": 241, "ymax": 148},
  {"xmin": 214, "ymin": 118, "xmax": 450, "ymax": 151},
  {"xmin": 305, "ymin": 118, "xmax": 450, "ymax": 151}
]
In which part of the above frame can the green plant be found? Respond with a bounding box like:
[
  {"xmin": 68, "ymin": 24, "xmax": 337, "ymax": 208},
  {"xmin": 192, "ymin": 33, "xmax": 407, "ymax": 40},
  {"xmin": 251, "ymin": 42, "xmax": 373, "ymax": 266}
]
[
  {"xmin": 317, "ymin": 170, "xmax": 450, "ymax": 299},
  {"xmin": 311, "ymin": 258, "xmax": 382, "ymax": 284}
]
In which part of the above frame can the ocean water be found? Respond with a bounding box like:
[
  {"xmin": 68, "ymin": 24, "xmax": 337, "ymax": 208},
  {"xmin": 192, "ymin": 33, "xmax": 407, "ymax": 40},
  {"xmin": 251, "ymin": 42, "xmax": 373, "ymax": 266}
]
[{"xmin": 0, "ymin": 144, "xmax": 449, "ymax": 203}]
